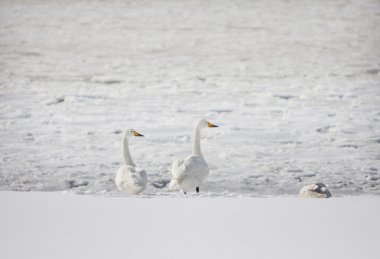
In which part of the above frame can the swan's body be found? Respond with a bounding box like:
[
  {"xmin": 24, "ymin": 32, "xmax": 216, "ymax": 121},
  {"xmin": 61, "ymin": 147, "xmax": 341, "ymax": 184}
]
[
  {"xmin": 115, "ymin": 129, "xmax": 147, "ymax": 195},
  {"xmin": 299, "ymin": 183, "xmax": 331, "ymax": 198},
  {"xmin": 115, "ymin": 165, "xmax": 147, "ymax": 195},
  {"xmin": 170, "ymin": 155, "xmax": 209, "ymax": 192},
  {"xmin": 169, "ymin": 119, "xmax": 218, "ymax": 193}
]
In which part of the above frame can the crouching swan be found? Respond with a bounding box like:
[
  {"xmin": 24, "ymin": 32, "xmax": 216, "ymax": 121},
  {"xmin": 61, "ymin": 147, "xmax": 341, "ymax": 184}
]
[
  {"xmin": 299, "ymin": 183, "xmax": 331, "ymax": 198},
  {"xmin": 169, "ymin": 119, "xmax": 219, "ymax": 194},
  {"xmin": 115, "ymin": 129, "xmax": 147, "ymax": 195}
]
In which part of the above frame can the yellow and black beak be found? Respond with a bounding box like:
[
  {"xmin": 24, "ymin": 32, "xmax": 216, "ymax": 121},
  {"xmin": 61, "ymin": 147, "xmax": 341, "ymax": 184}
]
[
  {"xmin": 207, "ymin": 122, "xmax": 219, "ymax": 128},
  {"xmin": 133, "ymin": 130, "xmax": 144, "ymax": 137}
]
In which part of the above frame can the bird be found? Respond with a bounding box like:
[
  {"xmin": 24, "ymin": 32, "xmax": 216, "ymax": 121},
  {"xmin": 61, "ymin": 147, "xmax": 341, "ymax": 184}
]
[
  {"xmin": 299, "ymin": 183, "xmax": 331, "ymax": 198},
  {"xmin": 169, "ymin": 119, "xmax": 219, "ymax": 194},
  {"xmin": 115, "ymin": 129, "xmax": 147, "ymax": 195}
]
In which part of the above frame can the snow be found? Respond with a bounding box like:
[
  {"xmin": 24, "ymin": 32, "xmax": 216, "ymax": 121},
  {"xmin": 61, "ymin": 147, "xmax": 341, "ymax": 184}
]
[
  {"xmin": 0, "ymin": 191, "xmax": 379, "ymax": 259},
  {"xmin": 0, "ymin": 0, "xmax": 380, "ymax": 197},
  {"xmin": 1, "ymin": 1, "xmax": 379, "ymax": 257}
]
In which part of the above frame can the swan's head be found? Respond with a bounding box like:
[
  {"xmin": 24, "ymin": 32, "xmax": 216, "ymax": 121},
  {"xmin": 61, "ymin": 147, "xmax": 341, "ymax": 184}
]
[
  {"xmin": 125, "ymin": 129, "xmax": 144, "ymax": 138},
  {"xmin": 197, "ymin": 119, "xmax": 219, "ymax": 129}
]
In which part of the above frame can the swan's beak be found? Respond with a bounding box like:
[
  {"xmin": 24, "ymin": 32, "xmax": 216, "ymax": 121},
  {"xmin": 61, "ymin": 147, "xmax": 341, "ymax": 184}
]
[
  {"xmin": 133, "ymin": 130, "xmax": 144, "ymax": 137},
  {"xmin": 207, "ymin": 122, "xmax": 219, "ymax": 128}
]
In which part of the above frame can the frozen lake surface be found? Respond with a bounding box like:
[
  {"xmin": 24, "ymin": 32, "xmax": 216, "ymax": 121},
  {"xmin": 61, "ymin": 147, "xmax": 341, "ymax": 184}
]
[{"xmin": 0, "ymin": 0, "xmax": 380, "ymax": 196}]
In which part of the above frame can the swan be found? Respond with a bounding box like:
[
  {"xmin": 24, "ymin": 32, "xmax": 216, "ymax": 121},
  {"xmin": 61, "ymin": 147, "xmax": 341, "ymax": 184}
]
[
  {"xmin": 115, "ymin": 129, "xmax": 147, "ymax": 195},
  {"xmin": 299, "ymin": 183, "xmax": 331, "ymax": 198},
  {"xmin": 169, "ymin": 119, "xmax": 219, "ymax": 194}
]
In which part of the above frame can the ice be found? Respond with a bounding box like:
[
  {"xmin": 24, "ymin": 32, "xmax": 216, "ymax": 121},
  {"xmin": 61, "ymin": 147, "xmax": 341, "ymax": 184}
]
[{"xmin": 0, "ymin": 0, "xmax": 380, "ymax": 196}]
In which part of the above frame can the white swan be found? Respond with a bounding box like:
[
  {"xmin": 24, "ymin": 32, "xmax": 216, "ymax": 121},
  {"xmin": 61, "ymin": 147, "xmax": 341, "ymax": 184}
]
[
  {"xmin": 169, "ymin": 119, "xmax": 219, "ymax": 194},
  {"xmin": 115, "ymin": 129, "xmax": 147, "ymax": 195},
  {"xmin": 299, "ymin": 183, "xmax": 331, "ymax": 198}
]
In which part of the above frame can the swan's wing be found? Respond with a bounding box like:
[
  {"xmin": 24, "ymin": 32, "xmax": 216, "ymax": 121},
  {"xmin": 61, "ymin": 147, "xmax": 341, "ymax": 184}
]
[
  {"xmin": 115, "ymin": 166, "xmax": 147, "ymax": 188},
  {"xmin": 183, "ymin": 156, "xmax": 209, "ymax": 182},
  {"xmin": 131, "ymin": 168, "xmax": 147, "ymax": 187},
  {"xmin": 171, "ymin": 155, "xmax": 208, "ymax": 185},
  {"xmin": 183, "ymin": 156, "xmax": 208, "ymax": 171}
]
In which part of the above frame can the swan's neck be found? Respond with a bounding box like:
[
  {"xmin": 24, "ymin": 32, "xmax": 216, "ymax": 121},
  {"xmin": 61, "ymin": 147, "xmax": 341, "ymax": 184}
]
[
  {"xmin": 192, "ymin": 126, "xmax": 202, "ymax": 156},
  {"xmin": 123, "ymin": 136, "xmax": 135, "ymax": 166}
]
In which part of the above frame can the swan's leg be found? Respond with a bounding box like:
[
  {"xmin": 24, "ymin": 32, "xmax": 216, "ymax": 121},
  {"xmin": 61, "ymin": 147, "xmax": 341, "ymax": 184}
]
[{"xmin": 196, "ymin": 187, "xmax": 199, "ymax": 193}]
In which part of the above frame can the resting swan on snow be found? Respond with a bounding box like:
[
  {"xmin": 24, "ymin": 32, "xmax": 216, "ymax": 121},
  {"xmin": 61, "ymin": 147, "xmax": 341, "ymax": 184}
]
[
  {"xmin": 115, "ymin": 129, "xmax": 147, "ymax": 195},
  {"xmin": 169, "ymin": 119, "xmax": 219, "ymax": 194},
  {"xmin": 299, "ymin": 183, "xmax": 331, "ymax": 198}
]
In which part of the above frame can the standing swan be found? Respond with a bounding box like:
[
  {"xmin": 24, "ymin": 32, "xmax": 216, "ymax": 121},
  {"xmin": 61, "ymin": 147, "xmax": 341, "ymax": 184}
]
[
  {"xmin": 169, "ymin": 119, "xmax": 219, "ymax": 194},
  {"xmin": 115, "ymin": 129, "xmax": 147, "ymax": 195}
]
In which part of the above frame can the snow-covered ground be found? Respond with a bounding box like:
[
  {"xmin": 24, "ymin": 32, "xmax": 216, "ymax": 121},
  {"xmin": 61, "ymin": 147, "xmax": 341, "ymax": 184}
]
[
  {"xmin": 0, "ymin": 191, "xmax": 379, "ymax": 259},
  {"xmin": 1, "ymin": 0, "xmax": 380, "ymax": 196},
  {"xmin": 1, "ymin": 2, "xmax": 379, "ymax": 258}
]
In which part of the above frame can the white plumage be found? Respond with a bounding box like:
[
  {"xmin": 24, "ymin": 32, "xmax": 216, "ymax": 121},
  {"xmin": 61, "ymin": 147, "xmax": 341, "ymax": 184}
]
[
  {"xmin": 115, "ymin": 129, "xmax": 147, "ymax": 195},
  {"xmin": 169, "ymin": 119, "xmax": 218, "ymax": 193},
  {"xmin": 115, "ymin": 165, "xmax": 147, "ymax": 195},
  {"xmin": 170, "ymin": 155, "xmax": 209, "ymax": 192},
  {"xmin": 299, "ymin": 183, "xmax": 331, "ymax": 198}
]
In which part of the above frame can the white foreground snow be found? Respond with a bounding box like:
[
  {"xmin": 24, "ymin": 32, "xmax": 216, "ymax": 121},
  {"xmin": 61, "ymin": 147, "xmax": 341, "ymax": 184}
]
[{"xmin": 0, "ymin": 191, "xmax": 379, "ymax": 259}]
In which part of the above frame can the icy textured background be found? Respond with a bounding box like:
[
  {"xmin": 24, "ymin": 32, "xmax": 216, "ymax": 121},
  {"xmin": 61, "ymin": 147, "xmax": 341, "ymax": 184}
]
[{"xmin": 1, "ymin": 0, "xmax": 380, "ymax": 196}]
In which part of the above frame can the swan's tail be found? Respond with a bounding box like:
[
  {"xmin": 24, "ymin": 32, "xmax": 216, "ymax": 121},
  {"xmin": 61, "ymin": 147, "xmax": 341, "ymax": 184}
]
[{"xmin": 168, "ymin": 178, "xmax": 179, "ymax": 191}]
